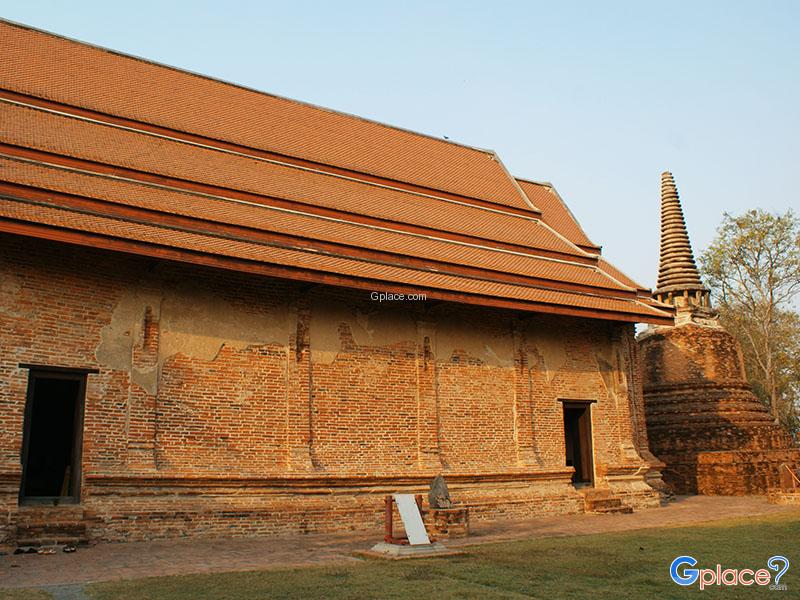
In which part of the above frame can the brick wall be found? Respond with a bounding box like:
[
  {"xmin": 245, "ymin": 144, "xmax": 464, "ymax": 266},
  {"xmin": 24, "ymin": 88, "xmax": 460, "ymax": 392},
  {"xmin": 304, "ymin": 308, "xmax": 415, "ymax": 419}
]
[{"xmin": 0, "ymin": 234, "xmax": 661, "ymax": 543}]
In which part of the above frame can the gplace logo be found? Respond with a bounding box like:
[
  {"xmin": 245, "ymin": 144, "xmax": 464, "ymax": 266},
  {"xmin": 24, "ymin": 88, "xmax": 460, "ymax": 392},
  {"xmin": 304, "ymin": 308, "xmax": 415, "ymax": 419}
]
[{"xmin": 670, "ymin": 555, "xmax": 790, "ymax": 591}]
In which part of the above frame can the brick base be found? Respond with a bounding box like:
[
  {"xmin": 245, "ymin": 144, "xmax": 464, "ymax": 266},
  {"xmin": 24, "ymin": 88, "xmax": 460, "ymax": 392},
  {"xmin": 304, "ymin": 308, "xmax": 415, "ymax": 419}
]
[
  {"xmin": 639, "ymin": 320, "xmax": 800, "ymax": 496},
  {"xmin": 658, "ymin": 449, "xmax": 800, "ymax": 496},
  {"xmin": 768, "ymin": 490, "xmax": 800, "ymax": 505},
  {"xmin": 422, "ymin": 507, "xmax": 470, "ymax": 539},
  {"xmin": 77, "ymin": 473, "xmax": 585, "ymax": 542},
  {"xmin": 1, "ymin": 470, "xmax": 663, "ymax": 545}
]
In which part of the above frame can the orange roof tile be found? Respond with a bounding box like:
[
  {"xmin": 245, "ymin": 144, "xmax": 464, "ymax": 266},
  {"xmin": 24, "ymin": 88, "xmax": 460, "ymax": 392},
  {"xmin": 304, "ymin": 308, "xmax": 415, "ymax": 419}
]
[
  {"xmin": 515, "ymin": 178, "xmax": 651, "ymax": 293},
  {"xmin": 516, "ymin": 178, "xmax": 599, "ymax": 251},
  {"xmin": 597, "ymin": 257, "xmax": 649, "ymax": 293},
  {"xmin": 1, "ymin": 101, "xmax": 581, "ymax": 259},
  {"xmin": 0, "ymin": 155, "xmax": 628, "ymax": 294},
  {"xmin": 0, "ymin": 20, "xmax": 532, "ymax": 211}
]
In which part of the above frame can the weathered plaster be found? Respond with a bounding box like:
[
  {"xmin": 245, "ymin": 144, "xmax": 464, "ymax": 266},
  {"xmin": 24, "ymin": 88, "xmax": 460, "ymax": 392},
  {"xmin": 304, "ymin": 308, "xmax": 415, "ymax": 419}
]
[
  {"xmin": 0, "ymin": 270, "xmax": 24, "ymax": 317},
  {"xmin": 522, "ymin": 321, "xmax": 568, "ymax": 381},
  {"xmin": 433, "ymin": 314, "xmax": 514, "ymax": 367},
  {"xmin": 97, "ymin": 281, "xmax": 293, "ymax": 393},
  {"xmin": 309, "ymin": 299, "xmax": 417, "ymax": 364},
  {"xmin": 595, "ymin": 339, "xmax": 628, "ymax": 404}
]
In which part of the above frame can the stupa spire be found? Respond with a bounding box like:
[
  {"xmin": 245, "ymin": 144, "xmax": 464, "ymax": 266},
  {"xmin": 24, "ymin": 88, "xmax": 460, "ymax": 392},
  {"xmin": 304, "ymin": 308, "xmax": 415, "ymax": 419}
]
[{"xmin": 654, "ymin": 171, "xmax": 710, "ymax": 308}]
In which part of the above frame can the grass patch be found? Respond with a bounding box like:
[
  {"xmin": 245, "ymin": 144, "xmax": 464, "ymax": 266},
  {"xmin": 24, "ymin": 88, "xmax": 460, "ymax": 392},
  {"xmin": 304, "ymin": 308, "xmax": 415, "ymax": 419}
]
[
  {"xmin": 0, "ymin": 589, "xmax": 51, "ymax": 600},
  {"xmin": 86, "ymin": 510, "xmax": 800, "ymax": 599}
]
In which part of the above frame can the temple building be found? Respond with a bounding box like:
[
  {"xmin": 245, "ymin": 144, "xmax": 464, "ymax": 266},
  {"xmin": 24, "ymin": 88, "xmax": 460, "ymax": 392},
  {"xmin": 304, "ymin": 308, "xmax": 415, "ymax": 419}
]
[
  {"xmin": 0, "ymin": 21, "xmax": 673, "ymax": 546},
  {"xmin": 638, "ymin": 172, "xmax": 800, "ymax": 495}
]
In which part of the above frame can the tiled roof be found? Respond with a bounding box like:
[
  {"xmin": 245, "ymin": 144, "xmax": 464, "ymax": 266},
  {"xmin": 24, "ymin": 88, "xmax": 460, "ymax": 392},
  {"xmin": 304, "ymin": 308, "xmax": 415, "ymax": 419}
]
[
  {"xmin": 0, "ymin": 198, "xmax": 668, "ymax": 319},
  {"xmin": 1, "ymin": 101, "xmax": 581, "ymax": 259},
  {"xmin": 516, "ymin": 177, "xmax": 651, "ymax": 295},
  {"xmin": 0, "ymin": 20, "xmax": 532, "ymax": 211},
  {"xmin": 0, "ymin": 20, "xmax": 673, "ymax": 324},
  {"xmin": 0, "ymin": 156, "xmax": 628, "ymax": 292},
  {"xmin": 515, "ymin": 178, "xmax": 599, "ymax": 252},
  {"xmin": 596, "ymin": 258, "xmax": 649, "ymax": 293}
]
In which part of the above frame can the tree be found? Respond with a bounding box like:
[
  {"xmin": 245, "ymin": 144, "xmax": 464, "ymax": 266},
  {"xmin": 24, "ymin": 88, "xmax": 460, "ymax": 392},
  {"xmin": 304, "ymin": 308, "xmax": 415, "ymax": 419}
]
[
  {"xmin": 700, "ymin": 209, "xmax": 800, "ymax": 432},
  {"xmin": 721, "ymin": 307, "xmax": 800, "ymax": 432}
]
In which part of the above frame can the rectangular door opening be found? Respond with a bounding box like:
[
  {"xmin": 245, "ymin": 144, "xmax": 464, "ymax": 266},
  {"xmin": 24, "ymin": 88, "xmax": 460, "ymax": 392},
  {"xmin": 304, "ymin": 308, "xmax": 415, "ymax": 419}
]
[
  {"xmin": 563, "ymin": 402, "xmax": 594, "ymax": 485},
  {"xmin": 20, "ymin": 371, "xmax": 86, "ymax": 504}
]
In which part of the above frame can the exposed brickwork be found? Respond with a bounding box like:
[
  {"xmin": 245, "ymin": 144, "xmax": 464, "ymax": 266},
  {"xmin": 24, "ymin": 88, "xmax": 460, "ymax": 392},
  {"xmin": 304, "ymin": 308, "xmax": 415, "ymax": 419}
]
[
  {"xmin": 422, "ymin": 507, "xmax": 470, "ymax": 539},
  {"xmin": 639, "ymin": 316, "xmax": 800, "ymax": 495},
  {"xmin": 768, "ymin": 490, "xmax": 800, "ymax": 505},
  {"xmin": 0, "ymin": 234, "xmax": 662, "ymax": 544}
]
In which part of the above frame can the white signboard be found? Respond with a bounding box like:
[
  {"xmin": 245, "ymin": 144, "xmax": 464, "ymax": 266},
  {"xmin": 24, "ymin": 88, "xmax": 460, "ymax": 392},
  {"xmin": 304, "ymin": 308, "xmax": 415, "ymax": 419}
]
[{"xmin": 393, "ymin": 493, "xmax": 430, "ymax": 546}]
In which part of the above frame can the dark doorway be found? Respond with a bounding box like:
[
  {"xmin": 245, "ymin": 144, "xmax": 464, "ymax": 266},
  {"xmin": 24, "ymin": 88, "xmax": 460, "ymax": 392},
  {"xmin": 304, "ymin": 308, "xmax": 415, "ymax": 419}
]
[
  {"xmin": 563, "ymin": 402, "xmax": 594, "ymax": 484},
  {"xmin": 20, "ymin": 371, "xmax": 86, "ymax": 503}
]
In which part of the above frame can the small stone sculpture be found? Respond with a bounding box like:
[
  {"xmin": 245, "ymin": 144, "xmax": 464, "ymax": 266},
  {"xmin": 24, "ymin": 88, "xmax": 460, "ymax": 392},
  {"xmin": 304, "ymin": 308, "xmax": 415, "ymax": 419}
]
[{"xmin": 428, "ymin": 474, "xmax": 452, "ymax": 509}]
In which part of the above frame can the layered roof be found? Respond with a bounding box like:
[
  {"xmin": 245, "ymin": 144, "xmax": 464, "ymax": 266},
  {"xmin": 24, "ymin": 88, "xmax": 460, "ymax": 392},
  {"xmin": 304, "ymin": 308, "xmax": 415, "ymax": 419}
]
[
  {"xmin": 0, "ymin": 20, "xmax": 673, "ymax": 324},
  {"xmin": 0, "ymin": 20, "xmax": 531, "ymax": 212},
  {"xmin": 515, "ymin": 179, "xmax": 599, "ymax": 253},
  {"xmin": 515, "ymin": 178, "xmax": 651, "ymax": 293}
]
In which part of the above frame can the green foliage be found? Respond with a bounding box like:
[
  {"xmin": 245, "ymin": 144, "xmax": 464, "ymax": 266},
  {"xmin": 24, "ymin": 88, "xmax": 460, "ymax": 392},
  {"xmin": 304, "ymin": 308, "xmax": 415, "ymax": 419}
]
[
  {"xmin": 702, "ymin": 209, "xmax": 800, "ymax": 308},
  {"xmin": 700, "ymin": 209, "xmax": 800, "ymax": 434}
]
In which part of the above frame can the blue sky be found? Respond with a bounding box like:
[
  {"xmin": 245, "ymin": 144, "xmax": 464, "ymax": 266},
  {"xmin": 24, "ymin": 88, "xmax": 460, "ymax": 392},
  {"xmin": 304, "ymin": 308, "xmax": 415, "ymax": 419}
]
[{"xmin": 3, "ymin": 0, "xmax": 798, "ymax": 288}]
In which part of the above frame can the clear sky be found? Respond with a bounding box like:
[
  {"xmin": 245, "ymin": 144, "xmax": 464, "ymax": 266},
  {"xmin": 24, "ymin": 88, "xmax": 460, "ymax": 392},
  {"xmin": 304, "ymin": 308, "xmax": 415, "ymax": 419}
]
[{"xmin": 3, "ymin": 0, "xmax": 798, "ymax": 289}]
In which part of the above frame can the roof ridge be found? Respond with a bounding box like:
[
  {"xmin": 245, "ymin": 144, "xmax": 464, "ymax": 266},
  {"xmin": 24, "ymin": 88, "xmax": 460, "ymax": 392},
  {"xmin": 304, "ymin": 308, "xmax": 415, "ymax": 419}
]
[
  {"xmin": 537, "ymin": 181, "xmax": 600, "ymax": 251},
  {"xmin": 513, "ymin": 176, "xmax": 554, "ymax": 187},
  {"xmin": 493, "ymin": 157, "xmax": 539, "ymax": 212}
]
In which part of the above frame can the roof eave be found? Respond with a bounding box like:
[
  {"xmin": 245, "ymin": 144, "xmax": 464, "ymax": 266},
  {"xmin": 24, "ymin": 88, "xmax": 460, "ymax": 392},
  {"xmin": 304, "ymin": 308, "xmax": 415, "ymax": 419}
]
[{"xmin": 0, "ymin": 221, "xmax": 676, "ymax": 326}]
